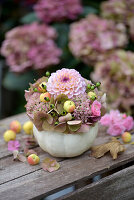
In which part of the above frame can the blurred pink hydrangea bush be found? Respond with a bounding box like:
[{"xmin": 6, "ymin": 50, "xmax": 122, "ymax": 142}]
[
  {"xmin": 34, "ymin": 0, "xmax": 83, "ymax": 23},
  {"xmin": 101, "ymin": 0, "xmax": 134, "ymax": 41},
  {"xmin": 1, "ymin": 23, "xmax": 62, "ymax": 73},
  {"xmin": 100, "ymin": 110, "xmax": 134, "ymax": 136},
  {"xmin": 92, "ymin": 50, "xmax": 134, "ymax": 114},
  {"xmin": 69, "ymin": 14, "xmax": 127, "ymax": 65}
]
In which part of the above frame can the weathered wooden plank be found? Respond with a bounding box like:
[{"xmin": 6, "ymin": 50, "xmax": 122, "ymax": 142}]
[
  {"xmin": 1, "ymin": 147, "xmax": 134, "ymax": 200},
  {"xmin": 1, "ymin": 113, "xmax": 134, "ymax": 200},
  {"xmin": 59, "ymin": 164, "xmax": 134, "ymax": 200},
  {"xmin": 0, "ymin": 113, "xmax": 29, "ymax": 159}
]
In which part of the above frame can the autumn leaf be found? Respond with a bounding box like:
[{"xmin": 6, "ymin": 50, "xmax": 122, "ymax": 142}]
[
  {"xmin": 41, "ymin": 157, "xmax": 60, "ymax": 172},
  {"xmin": 13, "ymin": 150, "xmax": 26, "ymax": 162},
  {"xmin": 24, "ymin": 136, "xmax": 38, "ymax": 148},
  {"xmin": 91, "ymin": 137, "xmax": 125, "ymax": 160},
  {"xmin": 24, "ymin": 148, "xmax": 37, "ymax": 157}
]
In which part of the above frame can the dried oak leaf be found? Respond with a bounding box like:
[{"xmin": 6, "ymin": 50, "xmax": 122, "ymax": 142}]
[
  {"xmin": 13, "ymin": 150, "xmax": 26, "ymax": 162},
  {"xmin": 91, "ymin": 137, "xmax": 125, "ymax": 160},
  {"xmin": 41, "ymin": 157, "xmax": 60, "ymax": 172}
]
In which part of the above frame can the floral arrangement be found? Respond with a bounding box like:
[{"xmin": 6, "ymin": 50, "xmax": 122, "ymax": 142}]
[
  {"xmin": 91, "ymin": 50, "xmax": 134, "ymax": 114},
  {"xmin": 25, "ymin": 68, "xmax": 106, "ymax": 133},
  {"xmin": 1, "ymin": 23, "xmax": 62, "ymax": 73},
  {"xmin": 100, "ymin": 110, "xmax": 134, "ymax": 136},
  {"xmin": 34, "ymin": 0, "xmax": 82, "ymax": 23},
  {"xmin": 69, "ymin": 14, "xmax": 127, "ymax": 65},
  {"xmin": 101, "ymin": 0, "xmax": 134, "ymax": 41}
]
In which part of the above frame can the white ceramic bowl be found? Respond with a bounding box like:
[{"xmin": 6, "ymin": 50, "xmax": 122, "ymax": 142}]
[{"xmin": 33, "ymin": 123, "xmax": 98, "ymax": 157}]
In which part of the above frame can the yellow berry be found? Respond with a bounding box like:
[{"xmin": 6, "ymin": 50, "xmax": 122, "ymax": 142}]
[
  {"xmin": 23, "ymin": 121, "xmax": 33, "ymax": 135},
  {"xmin": 122, "ymin": 132, "xmax": 132, "ymax": 143},
  {"xmin": 88, "ymin": 91, "xmax": 97, "ymax": 99},
  {"xmin": 3, "ymin": 130, "xmax": 16, "ymax": 142}
]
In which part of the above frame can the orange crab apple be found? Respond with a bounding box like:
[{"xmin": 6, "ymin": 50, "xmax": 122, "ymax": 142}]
[
  {"xmin": 10, "ymin": 120, "xmax": 21, "ymax": 133},
  {"xmin": 40, "ymin": 92, "xmax": 51, "ymax": 103},
  {"xmin": 122, "ymin": 132, "xmax": 132, "ymax": 143},
  {"xmin": 27, "ymin": 154, "xmax": 40, "ymax": 165},
  {"xmin": 63, "ymin": 100, "xmax": 75, "ymax": 113}
]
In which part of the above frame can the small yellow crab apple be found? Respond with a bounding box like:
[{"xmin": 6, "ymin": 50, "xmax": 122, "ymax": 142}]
[
  {"xmin": 10, "ymin": 120, "xmax": 21, "ymax": 133},
  {"xmin": 3, "ymin": 130, "xmax": 16, "ymax": 142},
  {"xmin": 122, "ymin": 132, "xmax": 132, "ymax": 143},
  {"xmin": 88, "ymin": 91, "xmax": 97, "ymax": 101},
  {"xmin": 23, "ymin": 121, "xmax": 33, "ymax": 135},
  {"xmin": 63, "ymin": 100, "xmax": 75, "ymax": 113},
  {"xmin": 38, "ymin": 82, "xmax": 47, "ymax": 93},
  {"xmin": 40, "ymin": 92, "xmax": 51, "ymax": 103},
  {"xmin": 27, "ymin": 154, "xmax": 40, "ymax": 165}
]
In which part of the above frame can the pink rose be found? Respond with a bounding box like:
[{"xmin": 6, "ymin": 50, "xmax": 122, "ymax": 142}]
[
  {"xmin": 107, "ymin": 124, "xmax": 125, "ymax": 136},
  {"xmin": 123, "ymin": 116, "xmax": 134, "ymax": 131},
  {"xmin": 91, "ymin": 100, "xmax": 101, "ymax": 116},
  {"xmin": 100, "ymin": 114, "xmax": 111, "ymax": 126}
]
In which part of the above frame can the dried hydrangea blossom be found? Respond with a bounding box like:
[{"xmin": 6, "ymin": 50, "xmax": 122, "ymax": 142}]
[
  {"xmin": 1, "ymin": 23, "xmax": 62, "ymax": 73},
  {"xmin": 25, "ymin": 92, "xmax": 49, "ymax": 120},
  {"xmin": 69, "ymin": 14, "xmax": 127, "ymax": 65},
  {"xmin": 34, "ymin": 0, "xmax": 82, "ymax": 23},
  {"xmin": 101, "ymin": 0, "xmax": 134, "ymax": 41},
  {"xmin": 92, "ymin": 50, "xmax": 134, "ymax": 114}
]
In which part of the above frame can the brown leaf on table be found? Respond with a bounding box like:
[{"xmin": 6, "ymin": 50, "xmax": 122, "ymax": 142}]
[
  {"xmin": 91, "ymin": 137, "xmax": 125, "ymax": 160},
  {"xmin": 24, "ymin": 136, "xmax": 38, "ymax": 148},
  {"xmin": 13, "ymin": 150, "xmax": 27, "ymax": 162},
  {"xmin": 41, "ymin": 157, "xmax": 60, "ymax": 172},
  {"xmin": 24, "ymin": 148, "xmax": 37, "ymax": 157}
]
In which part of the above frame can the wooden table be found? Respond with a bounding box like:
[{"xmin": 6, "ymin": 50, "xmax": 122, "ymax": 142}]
[{"xmin": 0, "ymin": 113, "xmax": 134, "ymax": 200}]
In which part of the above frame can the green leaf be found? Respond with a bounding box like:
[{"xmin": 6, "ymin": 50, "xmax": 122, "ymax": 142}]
[
  {"xmin": 80, "ymin": 6, "xmax": 98, "ymax": 17},
  {"xmin": 52, "ymin": 23, "xmax": 69, "ymax": 49},
  {"xmin": 20, "ymin": 12, "xmax": 39, "ymax": 24},
  {"xmin": 3, "ymin": 71, "xmax": 36, "ymax": 91},
  {"xmin": 67, "ymin": 120, "xmax": 82, "ymax": 132}
]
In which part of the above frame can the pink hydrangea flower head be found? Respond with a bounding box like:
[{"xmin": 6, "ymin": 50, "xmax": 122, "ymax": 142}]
[
  {"xmin": 91, "ymin": 100, "xmax": 101, "ymax": 117},
  {"xmin": 92, "ymin": 50, "xmax": 134, "ymax": 113},
  {"xmin": 101, "ymin": 0, "xmax": 134, "ymax": 41},
  {"xmin": 46, "ymin": 68, "xmax": 86, "ymax": 98},
  {"xmin": 1, "ymin": 23, "xmax": 62, "ymax": 73},
  {"xmin": 69, "ymin": 14, "xmax": 127, "ymax": 65},
  {"xmin": 8, "ymin": 140, "xmax": 20, "ymax": 151},
  {"xmin": 123, "ymin": 116, "xmax": 134, "ymax": 131},
  {"xmin": 34, "ymin": 0, "xmax": 83, "ymax": 23},
  {"xmin": 107, "ymin": 123, "xmax": 125, "ymax": 136}
]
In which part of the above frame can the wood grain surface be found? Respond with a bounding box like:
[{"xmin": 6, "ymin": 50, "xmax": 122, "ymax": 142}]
[{"xmin": 0, "ymin": 113, "xmax": 134, "ymax": 200}]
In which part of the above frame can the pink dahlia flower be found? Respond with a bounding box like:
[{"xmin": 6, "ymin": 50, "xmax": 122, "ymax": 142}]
[
  {"xmin": 8, "ymin": 140, "xmax": 20, "ymax": 151},
  {"xmin": 69, "ymin": 14, "xmax": 127, "ymax": 65},
  {"xmin": 46, "ymin": 68, "xmax": 86, "ymax": 98},
  {"xmin": 1, "ymin": 23, "xmax": 62, "ymax": 73},
  {"xmin": 34, "ymin": 0, "xmax": 82, "ymax": 23}
]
